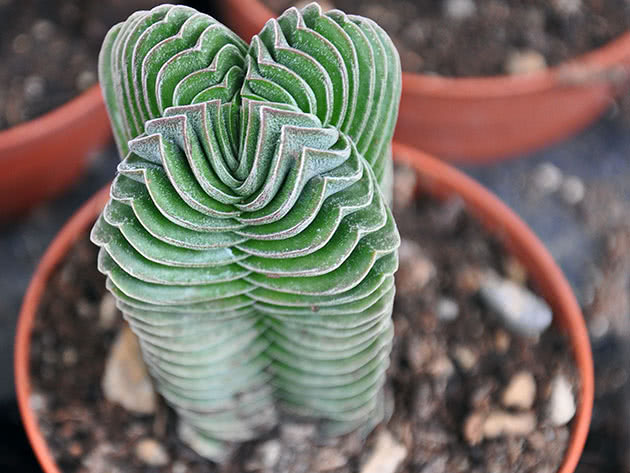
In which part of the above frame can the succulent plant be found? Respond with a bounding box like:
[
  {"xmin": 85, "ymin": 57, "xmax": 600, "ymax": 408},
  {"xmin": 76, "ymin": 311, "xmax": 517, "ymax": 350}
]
[{"xmin": 91, "ymin": 2, "xmax": 401, "ymax": 460}]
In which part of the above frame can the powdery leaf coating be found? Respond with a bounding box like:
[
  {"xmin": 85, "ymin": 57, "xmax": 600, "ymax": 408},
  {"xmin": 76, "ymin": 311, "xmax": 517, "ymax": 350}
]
[{"xmin": 91, "ymin": 2, "xmax": 401, "ymax": 460}]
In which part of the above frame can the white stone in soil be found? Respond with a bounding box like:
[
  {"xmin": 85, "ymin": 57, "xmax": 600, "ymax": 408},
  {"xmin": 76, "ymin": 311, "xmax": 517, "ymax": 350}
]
[
  {"xmin": 483, "ymin": 411, "xmax": 537, "ymax": 439},
  {"xmin": 135, "ymin": 438, "xmax": 170, "ymax": 467},
  {"xmin": 552, "ymin": 0, "xmax": 582, "ymax": 15},
  {"xmin": 560, "ymin": 176, "xmax": 585, "ymax": 205},
  {"xmin": 479, "ymin": 276, "xmax": 552, "ymax": 337},
  {"xmin": 463, "ymin": 411, "xmax": 485, "ymax": 446},
  {"xmin": 428, "ymin": 356, "xmax": 455, "ymax": 379},
  {"xmin": 533, "ymin": 163, "xmax": 563, "ymax": 194},
  {"xmin": 453, "ymin": 346, "xmax": 477, "ymax": 372},
  {"xmin": 505, "ymin": 50, "xmax": 547, "ymax": 75},
  {"xmin": 99, "ymin": 293, "xmax": 118, "ymax": 329},
  {"xmin": 588, "ymin": 315, "xmax": 610, "ymax": 339},
  {"xmin": 397, "ymin": 239, "xmax": 435, "ymax": 294},
  {"xmin": 502, "ymin": 371, "xmax": 537, "ymax": 410},
  {"xmin": 361, "ymin": 430, "xmax": 407, "ymax": 473},
  {"xmin": 393, "ymin": 164, "xmax": 417, "ymax": 210},
  {"xmin": 314, "ymin": 447, "xmax": 348, "ymax": 471},
  {"xmin": 420, "ymin": 455, "xmax": 448, "ymax": 473},
  {"xmin": 548, "ymin": 375, "xmax": 576, "ymax": 426},
  {"xmin": 32, "ymin": 19, "xmax": 55, "ymax": 41},
  {"xmin": 257, "ymin": 440, "xmax": 282, "ymax": 469},
  {"xmin": 443, "ymin": 0, "xmax": 477, "ymax": 20},
  {"xmin": 436, "ymin": 297, "xmax": 459, "ymax": 321},
  {"xmin": 102, "ymin": 325, "xmax": 156, "ymax": 414}
]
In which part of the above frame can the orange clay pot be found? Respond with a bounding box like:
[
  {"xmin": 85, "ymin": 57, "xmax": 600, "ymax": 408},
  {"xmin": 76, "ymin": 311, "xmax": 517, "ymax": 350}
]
[
  {"xmin": 0, "ymin": 85, "xmax": 111, "ymax": 222},
  {"xmin": 15, "ymin": 145, "xmax": 593, "ymax": 473},
  {"xmin": 216, "ymin": 0, "xmax": 630, "ymax": 163}
]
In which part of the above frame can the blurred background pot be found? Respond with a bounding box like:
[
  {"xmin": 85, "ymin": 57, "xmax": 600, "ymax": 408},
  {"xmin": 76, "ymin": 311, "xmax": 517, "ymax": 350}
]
[
  {"xmin": 0, "ymin": 85, "xmax": 110, "ymax": 222},
  {"xmin": 15, "ymin": 145, "xmax": 593, "ymax": 473},
  {"xmin": 216, "ymin": 0, "xmax": 630, "ymax": 163}
]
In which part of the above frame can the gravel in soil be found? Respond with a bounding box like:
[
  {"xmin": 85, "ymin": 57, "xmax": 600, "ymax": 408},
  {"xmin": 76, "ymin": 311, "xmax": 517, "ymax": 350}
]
[
  {"xmin": 265, "ymin": 0, "xmax": 630, "ymax": 77},
  {"xmin": 29, "ymin": 166, "xmax": 579, "ymax": 472},
  {"xmin": 0, "ymin": 0, "xmax": 209, "ymax": 131}
]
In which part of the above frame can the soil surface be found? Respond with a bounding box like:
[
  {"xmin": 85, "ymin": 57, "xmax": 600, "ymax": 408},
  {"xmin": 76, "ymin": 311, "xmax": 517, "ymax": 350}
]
[
  {"xmin": 29, "ymin": 167, "xmax": 578, "ymax": 472},
  {"xmin": 265, "ymin": 0, "xmax": 630, "ymax": 77},
  {"xmin": 0, "ymin": 0, "xmax": 203, "ymax": 130}
]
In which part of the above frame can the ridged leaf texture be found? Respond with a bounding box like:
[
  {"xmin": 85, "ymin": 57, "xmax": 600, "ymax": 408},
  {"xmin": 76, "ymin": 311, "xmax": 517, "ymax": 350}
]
[{"xmin": 91, "ymin": 3, "xmax": 401, "ymax": 460}]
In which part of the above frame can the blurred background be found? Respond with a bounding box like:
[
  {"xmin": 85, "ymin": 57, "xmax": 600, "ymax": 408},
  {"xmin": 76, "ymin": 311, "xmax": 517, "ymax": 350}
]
[{"xmin": 0, "ymin": 0, "xmax": 629, "ymax": 471}]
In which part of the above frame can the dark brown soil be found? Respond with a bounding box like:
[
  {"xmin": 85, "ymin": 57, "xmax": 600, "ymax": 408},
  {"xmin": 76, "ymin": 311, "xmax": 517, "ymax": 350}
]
[
  {"xmin": 0, "ymin": 0, "xmax": 200, "ymax": 131},
  {"xmin": 264, "ymin": 0, "xmax": 630, "ymax": 77},
  {"xmin": 29, "ymin": 166, "xmax": 578, "ymax": 472}
]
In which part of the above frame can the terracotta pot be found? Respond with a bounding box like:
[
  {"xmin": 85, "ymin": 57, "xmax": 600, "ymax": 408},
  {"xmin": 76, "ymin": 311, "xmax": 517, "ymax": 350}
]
[
  {"xmin": 216, "ymin": 0, "xmax": 630, "ymax": 163},
  {"xmin": 0, "ymin": 85, "xmax": 111, "ymax": 222},
  {"xmin": 15, "ymin": 146, "xmax": 593, "ymax": 472}
]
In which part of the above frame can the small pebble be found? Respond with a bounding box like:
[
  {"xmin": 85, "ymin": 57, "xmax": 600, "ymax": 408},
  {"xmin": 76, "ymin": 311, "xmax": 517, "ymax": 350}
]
[
  {"xmin": 102, "ymin": 326, "xmax": 156, "ymax": 414},
  {"xmin": 12, "ymin": 34, "xmax": 32, "ymax": 54},
  {"xmin": 502, "ymin": 371, "xmax": 537, "ymax": 410},
  {"xmin": 76, "ymin": 299, "xmax": 93, "ymax": 318},
  {"xmin": 471, "ymin": 382, "xmax": 496, "ymax": 409},
  {"xmin": 24, "ymin": 75, "xmax": 45, "ymax": 99},
  {"xmin": 62, "ymin": 347, "xmax": 78, "ymax": 366},
  {"xmin": 420, "ymin": 455, "xmax": 448, "ymax": 473},
  {"xmin": 552, "ymin": 0, "xmax": 582, "ymax": 15},
  {"xmin": 99, "ymin": 293, "xmax": 119, "ymax": 329},
  {"xmin": 76, "ymin": 70, "xmax": 97, "ymax": 92},
  {"xmin": 533, "ymin": 163, "xmax": 563, "ymax": 194},
  {"xmin": 453, "ymin": 345, "xmax": 477, "ymax": 372},
  {"xmin": 402, "ymin": 20, "xmax": 425, "ymax": 44},
  {"xmin": 135, "ymin": 438, "xmax": 170, "ymax": 467},
  {"xmin": 494, "ymin": 329, "xmax": 511, "ymax": 353},
  {"xmin": 361, "ymin": 430, "xmax": 407, "ymax": 473},
  {"xmin": 548, "ymin": 375, "xmax": 576, "ymax": 426},
  {"xmin": 443, "ymin": 0, "xmax": 477, "ymax": 20},
  {"xmin": 463, "ymin": 411, "xmax": 485, "ymax": 446},
  {"xmin": 68, "ymin": 441, "xmax": 83, "ymax": 457},
  {"xmin": 436, "ymin": 297, "xmax": 459, "ymax": 322},
  {"xmin": 172, "ymin": 461, "xmax": 188, "ymax": 473},
  {"xmin": 393, "ymin": 165, "xmax": 417, "ymax": 209},
  {"xmin": 406, "ymin": 335, "xmax": 432, "ymax": 372},
  {"xmin": 397, "ymin": 239, "xmax": 435, "ymax": 295},
  {"xmin": 503, "ymin": 256, "xmax": 528, "ymax": 285},
  {"xmin": 280, "ymin": 423, "xmax": 316, "ymax": 444},
  {"xmin": 455, "ymin": 265, "xmax": 485, "ymax": 294},
  {"xmin": 483, "ymin": 411, "xmax": 536, "ymax": 439},
  {"xmin": 588, "ymin": 315, "xmax": 610, "ymax": 339},
  {"xmin": 527, "ymin": 431, "xmax": 546, "ymax": 450},
  {"xmin": 313, "ymin": 447, "xmax": 348, "ymax": 471},
  {"xmin": 480, "ymin": 276, "xmax": 552, "ymax": 337},
  {"xmin": 32, "ymin": 19, "xmax": 55, "ymax": 41},
  {"xmin": 29, "ymin": 392, "xmax": 47, "ymax": 412},
  {"xmin": 505, "ymin": 50, "xmax": 547, "ymax": 75},
  {"xmin": 428, "ymin": 356, "xmax": 455, "ymax": 379},
  {"xmin": 560, "ymin": 176, "xmax": 585, "ymax": 205},
  {"xmin": 255, "ymin": 440, "xmax": 282, "ymax": 469}
]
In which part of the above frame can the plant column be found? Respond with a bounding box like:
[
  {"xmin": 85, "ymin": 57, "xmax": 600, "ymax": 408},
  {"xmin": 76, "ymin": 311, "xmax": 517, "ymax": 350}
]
[{"xmin": 91, "ymin": 3, "xmax": 402, "ymax": 460}]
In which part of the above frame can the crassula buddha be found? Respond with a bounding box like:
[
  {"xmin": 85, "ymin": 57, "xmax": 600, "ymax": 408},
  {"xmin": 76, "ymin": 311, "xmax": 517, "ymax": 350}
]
[{"xmin": 91, "ymin": 2, "xmax": 401, "ymax": 460}]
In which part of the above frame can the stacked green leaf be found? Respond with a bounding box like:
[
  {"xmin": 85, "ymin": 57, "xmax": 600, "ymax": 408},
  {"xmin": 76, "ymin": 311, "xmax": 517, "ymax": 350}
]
[{"xmin": 92, "ymin": 2, "xmax": 401, "ymax": 460}]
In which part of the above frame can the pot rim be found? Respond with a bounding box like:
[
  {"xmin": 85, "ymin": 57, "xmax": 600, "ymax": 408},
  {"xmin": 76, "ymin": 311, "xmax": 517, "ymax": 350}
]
[
  {"xmin": 0, "ymin": 85, "xmax": 104, "ymax": 156},
  {"xmin": 231, "ymin": 0, "xmax": 630, "ymax": 98},
  {"xmin": 15, "ymin": 147, "xmax": 594, "ymax": 473}
]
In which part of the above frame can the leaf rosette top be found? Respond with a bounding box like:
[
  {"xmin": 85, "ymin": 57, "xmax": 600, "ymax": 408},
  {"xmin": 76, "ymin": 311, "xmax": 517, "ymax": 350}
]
[{"xmin": 91, "ymin": 2, "xmax": 402, "ymax": 460}]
